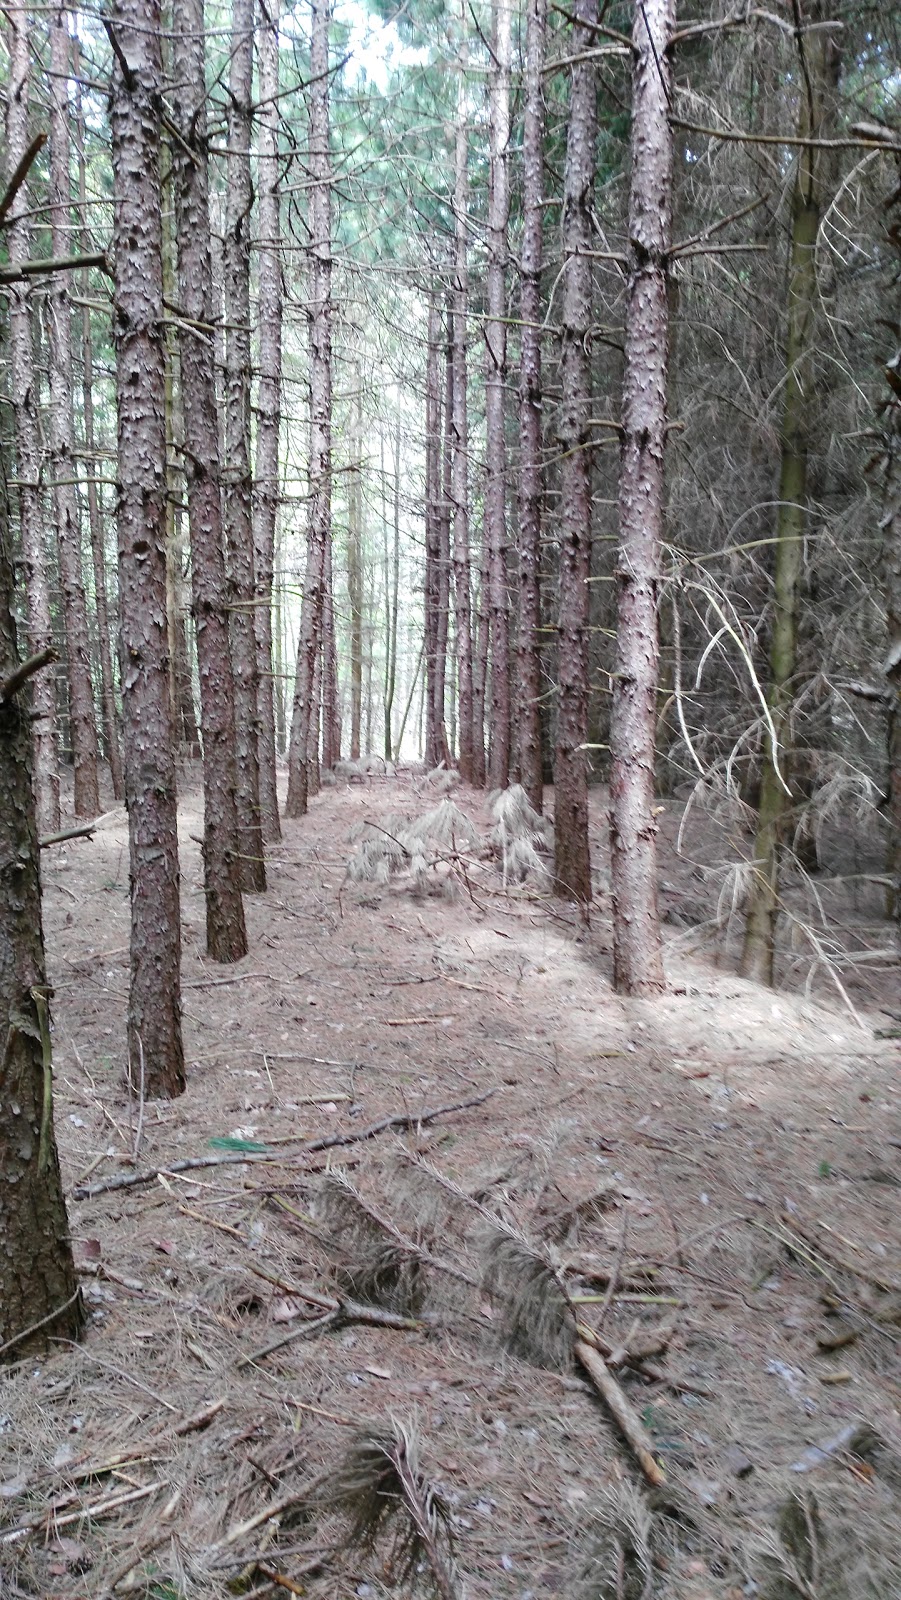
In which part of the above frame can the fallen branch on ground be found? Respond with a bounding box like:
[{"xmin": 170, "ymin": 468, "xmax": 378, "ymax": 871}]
[
  {"xmin": 574, "ymin": 1342, "xmax": 667, "ymax": 1488},
  {"xmin": 71, "ymin": 1089, "xmax": 498, "ymax": 1200}
]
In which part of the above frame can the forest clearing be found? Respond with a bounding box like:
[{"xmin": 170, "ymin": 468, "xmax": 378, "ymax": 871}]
[
  {"xmin": 1, "ymin": 0, "xmax": 901, "ymax": 1594},
  {"xmin": 1, "ymin": 766, "xmax": 900, "ymax": 1598}
]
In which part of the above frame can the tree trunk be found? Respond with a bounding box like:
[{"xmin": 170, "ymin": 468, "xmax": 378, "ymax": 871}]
[
  {"xmin": 485, "ymin": 0, "xmax": 512, "ymax": 788},
  {"xmin": 516, "ymin": 0, "xmax": 546, "ymax": 813},
  {"xmin": 253, "ymin": 0, "xmax": 283, "ymax": 839},
  {"xmin": 881, "ymin": 181, "xmax": 901, "ymax": 923},
  {"xmin": 4, "ymin": 8, "xmax": 60, "ymax": 834},
  {"xmin": 224, "ymin": 0, "xmax": 265, "ymax": 890},
  {"xmin": 74, "ymin": 62, "xmax": 124, "ymax": 802},
  {"xmin": 348, "ymin": 367, "xmax": 364, "ymax": 759},
  {"xmin": 384, "ymin": 421, "xmax": 401, "ymax": 761},
  {"xmin": 0, "ymin": 457, "xmax": 85, "ymax": 1364},
  {"xmin": 322, "ymin": 539, "xmax": 341, "ymax": 768},
  {"xmin": 437, "ymin": 311, "xmax": 453, "ymax": 760},
  {"xmin": 423, "ymin": 296, "xmax": 445, "ymax": 768},
  {"xmin": 472, "ymin": 512, "xmax": 489, "ymax": 786},
  {"xmin": 608, "ymin": 0, "xmax": 673, "ymax": 995},
  {"xmin": 48, "ymin": 7, "xmax": 100, "ymax": 818},
  {"xmin": 553, "ymin": 0, "xmax": 596, "ymax": 905},
  {"xmin": 740, "ymin": 6, "xmax": 841, "ymax": 985},
  {"xmin": 171, "ymin": 0, "xmax": 249, "ymax": 963},
  {"xmin": 110, "ymin": 0, "xmax": 185, "ymax": 1094},
  {"xmin": 285, "ymin": 0, "xmax": 332, "ymax": 817},
  {"xmin": 451, "ymin": 68, "xmax": 474, "ymax": 783}
]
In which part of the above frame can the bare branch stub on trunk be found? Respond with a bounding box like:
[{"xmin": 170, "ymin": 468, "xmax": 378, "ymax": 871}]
[
  {"xmin": 110, "ymin": 0, "xmax": 186, "ymax": 1093},
  {"xmin": 553, "ymin": 0, "xmax": 597, "ymax": 906},
  {"xmin": 609, "ymin": 0, "xmax": 673, "ymax": 996}
]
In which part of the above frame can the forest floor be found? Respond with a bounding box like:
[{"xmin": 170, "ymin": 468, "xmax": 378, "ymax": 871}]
[{"xmin": 2, "ymin": 767, "xmax": 900, "ymax": 1600}]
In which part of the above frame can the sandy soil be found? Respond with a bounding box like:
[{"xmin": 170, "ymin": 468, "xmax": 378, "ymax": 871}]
[{"xmin": 1, "ymin": 767, "xmax": 899, "ymax": 1600}]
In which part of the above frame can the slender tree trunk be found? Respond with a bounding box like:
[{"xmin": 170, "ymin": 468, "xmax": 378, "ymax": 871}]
[
  {"xmin": 553, "ymin": 0, "xmax": 596, "ymax": 905},
  {"xmin": 223, "ymin": 0, "xmax": 265, "ymax": 890},
  {"xmin": 384, "ymin": 421, "xmax": 401, "ymax": 761},
  {"xmin": 74, "ymin": 65, "xmax": 123, "ymax": 801},
  {"xmin": 451, "ymin": 70, "xmax": 474, "ymax": 782},
  {"xmin": 110, "ymin": 0, "xmax": 185, "ymax": 1094},
  {"xmin": 4, "ymin": 10, "xmax": 59, "ymax": 833},
  {"xmin": 608, "ymin": 0, "xmax": 673, "ymax": 994},
  {"xmin": 321, "ymin": 539, "xmax": 341, "ymax": 768},
  {"xmin": 348, "ymin": 368, "xmax": 364, "ymax": 759},
  {"xmin": 472, "ymin": 514, "xmax": 489, "ymax": 785},
  {"xmin": 424, "ymin": 296, "xmax": 443, "ymax": 767},
  {"xmin": 437, "ymin": 312, "xmax": 453, "ymax": 760},
  {"xmin": 516, "ymin": 0, "xmax": 546, "ymax": 813},
  {"xmin": 253, "ymin": 0, "xmax": 283, "ymax": 839},
  {"xmin": 881, "ymin": 182, "xmax": 901, "ymax": 923},
  {"xmin": 171, "ymin": 0, "xmax": 249, "ymax": 963},
  {"xmin": 285, "ymin": 0, "xmax": 332, "ymax": 817},
  {"xmin": 0, "ymin": 453, "xmax": 85, "ymax": 1363},
  {"xmin": 48, "ymin": 7, "xmax": 100, "ymax": 818},
  {"xmin": 485, "ymin": 0, "xmax": 512, "ymax": 788},
  {"xmin": 740, "ymin": 7, "xmax": 840, "ymax": 985}
]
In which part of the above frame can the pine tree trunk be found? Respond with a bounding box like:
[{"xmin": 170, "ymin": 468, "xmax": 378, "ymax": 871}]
[
  {"xmin": 451, "ymin": 72, "xmax": 474, "ymax": 782},
  {"xmin": 48, "ymin": 7, "xmax": 100, "ymax": 818},
  {"xmin": 110, "ymin": 0, "xmax": 185, "ymax": 1094},
  {"xmin": 74, "ymin": 66, "xmax": 124, "ymax": 802},
  {"xmin": 0, "ymin": 470, "xmax": 85, "ymax": 1363},
  {"xmin": 608, "ymin": 0, "xmax": 673, "ymax": 995},
  {"xmin": 485, "ymin": 0, "xmax": 512, "ymax": 789},
  {"xmin": 472, "ymin": 515, "xmax": 489, "ymax": 786},
  {"xmin": 553, "ymin": 0, "xmax": 596, "ymax": 904},
  {"xmin": 224, "ymin": 0, "xmax": 265, "ymax": 890},
  {"xmin": 171, "ymin": 0, "xmax": 249, "ymax": 963},
  {"xmin": 322, "ymin": 540, "xmax": 341, "ymax": 768},
  {"xmin": 384, "ymin": 422, "xmax": 401, "ymax": 762},
  {"xmin": 423, "ymin": 296, "xmax": 445, "ymax": 767},
  {"xmin": 740, "ymin": 7, "xmax": 840, "ymax": 985},
  {"xmin": 516, "ymin": 0, "xmax": 546, "ymax": 813},
  {"xmin": 4, "ymin": 9, "xmax": 60, "ymax": 834},
  {"xmin": 437, "ymin": 315, "xmax": 453, "ymax": 759},
  {"xmin": 348, "ymin": 368, "xmax": 364, "ymax": 760},
  {"xmin": 285, "ymin": 0, "xmax": 332, "ymax": 817},
  {"xmin": 253, "ymin": 0, "xmax": 283, "ymax": 839}
]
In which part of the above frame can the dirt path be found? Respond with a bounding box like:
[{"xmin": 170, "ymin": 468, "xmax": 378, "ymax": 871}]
[{"xmin": 2, "ymin": 771, "xmax": 900, "ymax": 1599}]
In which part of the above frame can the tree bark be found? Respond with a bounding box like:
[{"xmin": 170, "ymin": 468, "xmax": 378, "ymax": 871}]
[
  {"xmin": 423, "ymin": 295, "xmax": 447, "ymax": 768},
  {"xmin": 253, "ymin": 0, "xmax": 283, "ymax": 839},
  {"xmin": 224, "ymin": 0, "xmax": 265, "ymax": 890},
  {"xmin": 110, "ymin": 0, "xmax": 185, "ymax": 1094},
  {"xmin": 171, "ymin": 0, "xmax": 249, "ymax": 963},
  {"xmin": 348, "ymin": 366, "xmax": 364, "ymax": 759},
  {"xmin": 4, "ymin": 8, "xmax": 60, "ymax": 834},
  {"xmin": 553, "ymin": 0, "xmax": 596, "ymax": 905},
  {"xmin": 437, "ymin": 310, "xmax": 453, "ymax": 760},
  {"xmin": 608, "ymin": 0, "xmax": 673, "ymax": 995},
  {"xmin": 516, "ymin": 0, "xmax": 547, "ymax": 814},
  {"xmin": 451, "ymin": 66, "xmax": 474, "ymax": 783},
  {"xmin": 740, "ymin": 6, "xmax": 841, "ymax": 985},
  {"xmin": 322, "ymin": 538, "xmax": 341, "ymax": 769},
  {"xmin": 285, "ymin": 0, "xmax": 332, "ymax": 817},
  {"xmin": 0, "ymin": 459, "xmax": 84, "ymax": 1364},
  {"xmin": 74, "ymin": 60, "xmax": 124, "ymax": 802},
  {"xmin": 384, "ymin": 421, "xmax": 401, "ymax": 761},
  {"xmin": 485, "ymin": 0, "xmax": 512, "ymax": 788},
  {"xmin": 47, "ymin": 7, "xmax": 100, "ymax": 818}
]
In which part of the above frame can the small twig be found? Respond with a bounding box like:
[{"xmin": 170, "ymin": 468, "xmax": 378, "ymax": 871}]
[
  {"xmin": 574, "ymin": 1341, "xmax": 667, "ymax": 1487},
  {"xmin": 0, "ymin": 132, "xmax": 48, "ymax": 227},
  {"xmin": 239, "ymin": 1297, "xmax": 424, "ymax": 1367},
  {"xmin": 132, "ymin": 1032, "xmax": 146, "ymax": 1161},
  {"xmin": 595, "ymin": 1215, "xmax": 628, "ymax": 1331},
  {"xmin": 174, "ymin": 1398, "xmax": 225, "ymax": 1435},
  {"xmin": 0, "ymin": 645, "xmax": 56, "ymax": 703},
  {"xmin": 39, "ymin": 821, "xmax": 98, "ymax": 847},
  {"xmin": 0, "ymin": 1287, "xmax": 82, "ymax": 1360}
]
